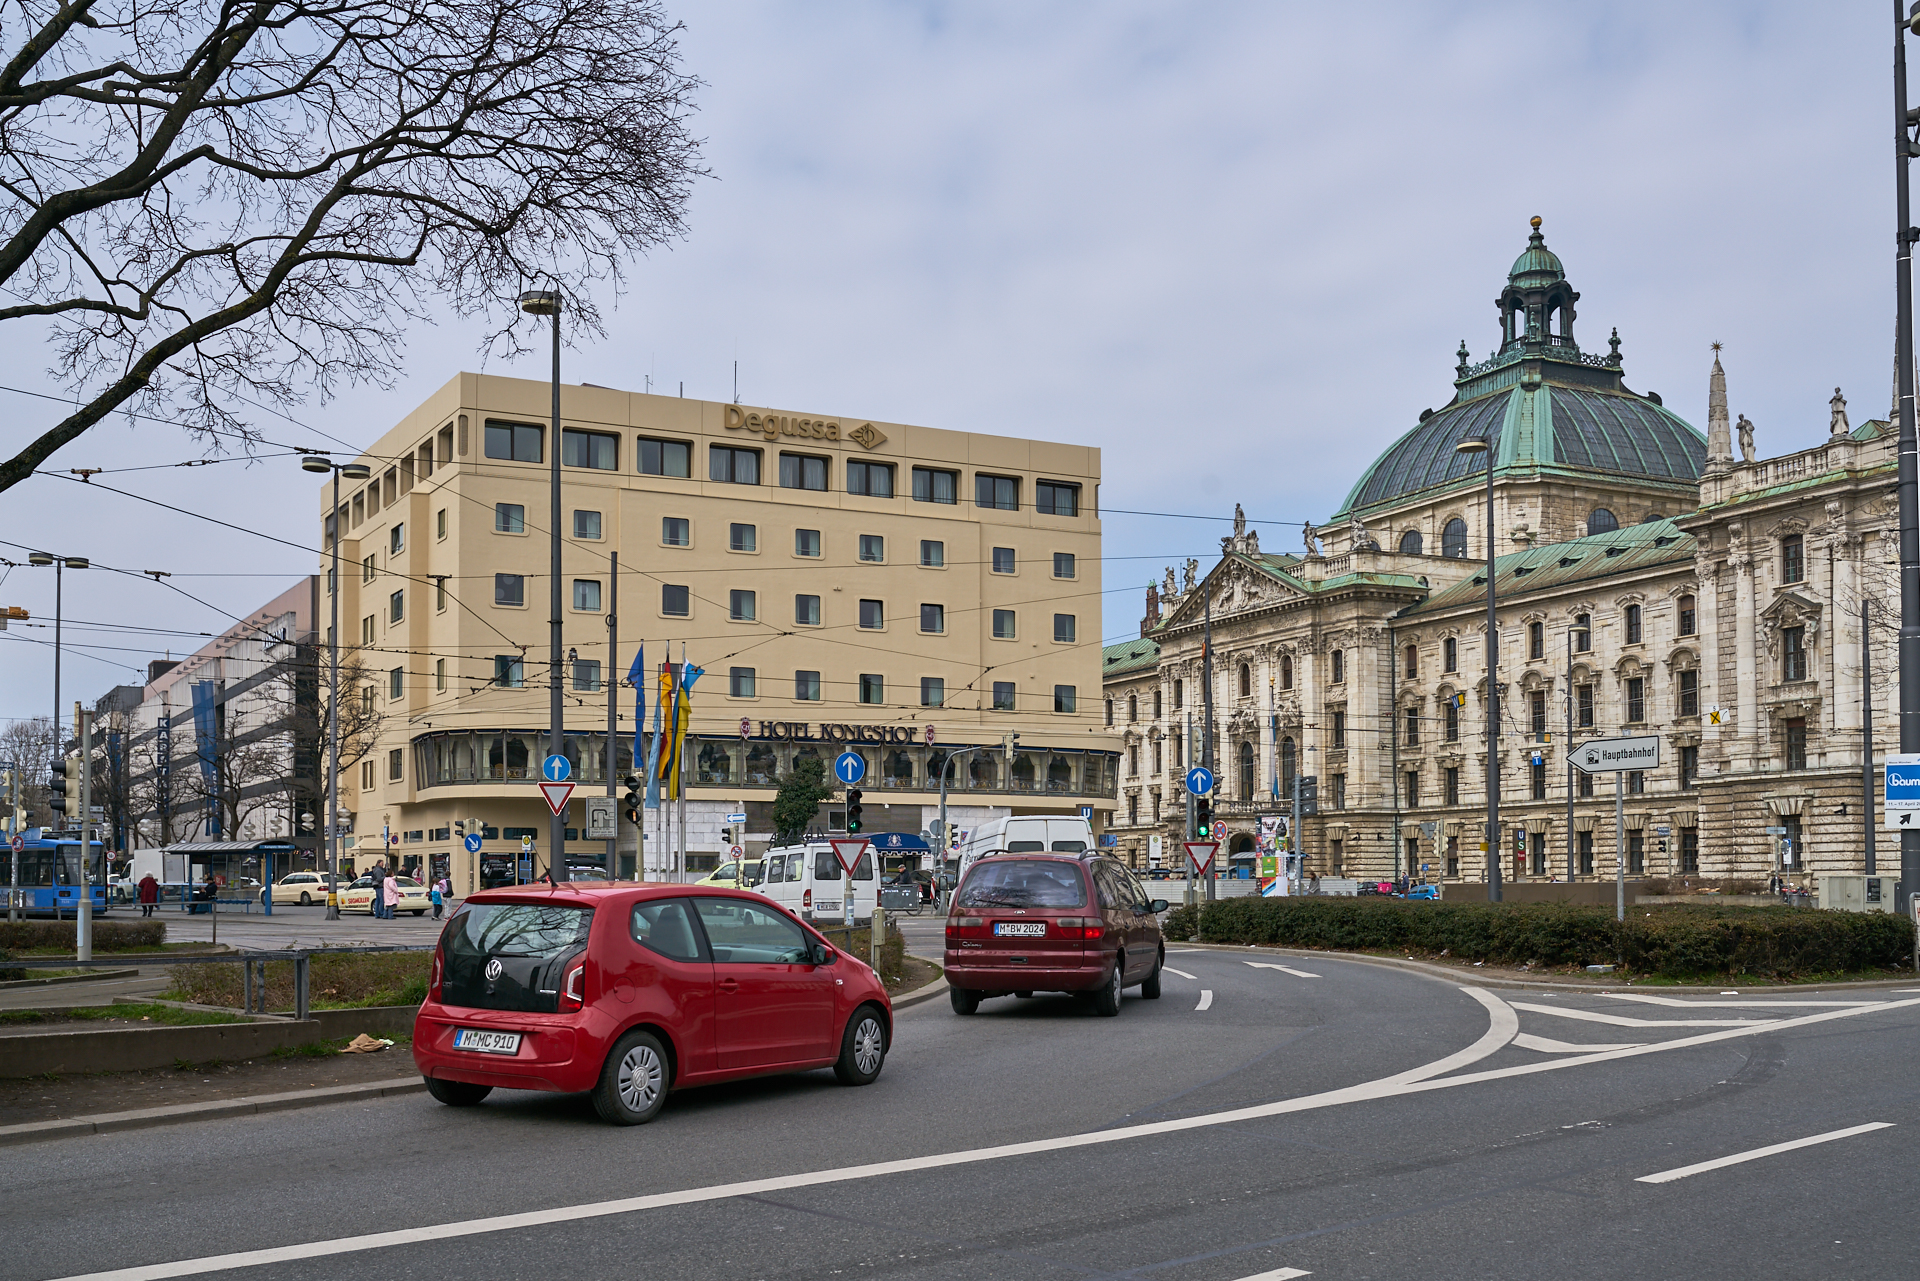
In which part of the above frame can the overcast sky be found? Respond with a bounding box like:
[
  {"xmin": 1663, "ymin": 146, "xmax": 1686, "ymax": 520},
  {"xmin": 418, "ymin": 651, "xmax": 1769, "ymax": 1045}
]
[{"xmin": 0, "ymin": 1, "xmax": 1898, "ymax": 727}]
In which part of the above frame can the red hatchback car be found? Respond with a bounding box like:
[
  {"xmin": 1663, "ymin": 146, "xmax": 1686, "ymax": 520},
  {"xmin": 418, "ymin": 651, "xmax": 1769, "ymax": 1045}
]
[
  {"xmin": 414, "ymin": 882, "xmax": 892, "ymax": 1125},
  {"xmin": 944, "ymin": 853, "xmax": 1167, "ymax": 1016}
]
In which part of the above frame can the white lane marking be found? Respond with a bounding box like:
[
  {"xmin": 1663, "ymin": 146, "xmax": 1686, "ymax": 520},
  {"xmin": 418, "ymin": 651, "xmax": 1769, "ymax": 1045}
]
[
  {"xmin": 1635, "ymin": 1122, "xmax": 1895, "ymax": 1184},
  {"xmin": 1601, "ymin": 993, "xmax": 1879, "ymax": 1009},
  {"xmin": 1195, "ymin": 989, "xmax": 1214, "ymax": 1011},
  {"xmin": 1166, "ymin": 947, "xmax": 1203, "ymax": 953},
  {"xmin": 1164, "ymin": 967, "xmax": 1198, "ymax": 980},
  {"xmin": 1229, "ymin": 1269, "xmax": 1311, "ymax": 1280},
  {"xmin": 1245, "ymin": 961, "xmax": 1321, "ymax": 979},
  {"xmin": 1514, "ymin": 1032, "xmax": 1646, "ymax": 1054},
  {"xmin": 50, "ymin": 994, "xmax": 1920, "ymax": 1281},
  {"xmin": 1510, "ymin": 1001, "xmax": 1760, "ymax": 1029},
  {"xmin": 1383, "ymin": 986, "xmax": 1518, "ymax": 1084}
]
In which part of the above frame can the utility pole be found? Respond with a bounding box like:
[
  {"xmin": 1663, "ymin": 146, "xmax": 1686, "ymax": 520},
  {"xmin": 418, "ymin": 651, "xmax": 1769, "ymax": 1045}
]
[
  {"xmin": 606, "ymin": 552, "xmax": 618, "ymax": 877},
  {"xmin": 1864, "ymin": 599, "xmax": 1876, "ymax": 876},
  {"xmin": 1897, "ymin": 0, "xmax": 1920, "ymax": 906},
  {"xmin": 518, "ymin": 287, "xmax": 568, "ymax": 881},
  {"xmin": 76, "ymin": 703, "xmax": 92, "ymax": 961},
  {"xmin": 1202, "ymin": 587, "xmax": 1215, "ymax": 902}
]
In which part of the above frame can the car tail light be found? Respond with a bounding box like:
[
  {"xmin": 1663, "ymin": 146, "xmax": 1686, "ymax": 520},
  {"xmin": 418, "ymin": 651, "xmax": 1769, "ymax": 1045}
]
[
  {"xmin": 558, "ymin": 958, "xmax": 585, "ymax": 1012},
  {"xmin": 429, "ymin": 950, "xmax": 443, "ymax": 1001},
  {"xmin": 1051, "ymin": 918, "xmax": 1103, "ymax": 941},
  {"xmin": 945, "ymin": 916, "xmax": 985, "ymax": 940},
  {"xmin": 803, "ymin": 888, "xmax": 812, "ymax": 910}
]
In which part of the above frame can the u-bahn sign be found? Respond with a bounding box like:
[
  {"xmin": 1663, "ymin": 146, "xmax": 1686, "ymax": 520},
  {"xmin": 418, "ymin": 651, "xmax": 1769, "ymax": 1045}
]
[{"xmin": 1568, "ymin": 736, "xmax": 1661, "ymax": 775}]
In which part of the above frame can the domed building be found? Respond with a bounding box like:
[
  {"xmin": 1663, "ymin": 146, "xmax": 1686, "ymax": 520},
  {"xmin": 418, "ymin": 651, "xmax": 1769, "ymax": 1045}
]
[{"xmin": 1105, "ymin": 219, "xmax": 1898, "ymax": 897}]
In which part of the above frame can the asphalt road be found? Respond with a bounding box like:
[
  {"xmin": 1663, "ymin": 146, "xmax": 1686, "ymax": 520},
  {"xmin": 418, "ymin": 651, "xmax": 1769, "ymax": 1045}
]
[{"xmin": 7, "ymin": 948, "xmax": 1919, "ymax": 1281}]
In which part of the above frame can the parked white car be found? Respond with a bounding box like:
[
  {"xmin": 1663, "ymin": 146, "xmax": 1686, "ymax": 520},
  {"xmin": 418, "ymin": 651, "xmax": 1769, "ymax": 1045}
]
[{"xmin": 746, "ymin": 841, "xmax": 879, "ymax": 925}]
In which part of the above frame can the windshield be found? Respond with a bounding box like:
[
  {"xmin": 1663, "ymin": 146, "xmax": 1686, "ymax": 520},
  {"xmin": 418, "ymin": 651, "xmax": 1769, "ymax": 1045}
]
[{"xmin": 957, "ymin": 859, "xmax": 1087, "ymax": 910}]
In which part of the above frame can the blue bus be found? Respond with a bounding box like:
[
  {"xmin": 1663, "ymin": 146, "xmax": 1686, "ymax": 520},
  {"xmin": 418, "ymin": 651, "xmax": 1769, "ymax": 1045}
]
[{"xmin": 3, "ymin": 829, "xmax": 112, "ymax": 918}]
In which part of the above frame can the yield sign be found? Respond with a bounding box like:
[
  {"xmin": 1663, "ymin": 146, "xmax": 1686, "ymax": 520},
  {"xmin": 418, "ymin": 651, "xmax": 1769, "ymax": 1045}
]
[
  {"xmin": 539, "ymin": 781, "xmax": 576, "ymax": 816},
  {"xmin": 1183, "ymin": 840, "xmax": 1219, "ymax": 874},
  {"xmin": 829, "ymin": 838, "xmax": 870, "ymax": 875}
]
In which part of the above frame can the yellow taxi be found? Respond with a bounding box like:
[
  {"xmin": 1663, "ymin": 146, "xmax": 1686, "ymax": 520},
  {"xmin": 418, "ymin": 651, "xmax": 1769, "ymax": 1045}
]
[
  {"xmin": 264, "ymin": 871, "xmax": 334, "ymax": 906},
  {"xmin": 340, "ymin": 874, "xmax": 432, "ymax": 916}
]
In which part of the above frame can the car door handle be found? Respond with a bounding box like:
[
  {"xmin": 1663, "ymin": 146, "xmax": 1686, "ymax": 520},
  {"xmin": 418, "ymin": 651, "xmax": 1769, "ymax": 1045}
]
[{"xmin": 717, "ymin": 977, "xmax": 739, "ymax": 993}]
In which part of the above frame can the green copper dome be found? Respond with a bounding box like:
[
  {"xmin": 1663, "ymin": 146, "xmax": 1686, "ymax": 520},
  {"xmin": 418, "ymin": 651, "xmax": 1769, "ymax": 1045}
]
[{"xmin": 1509, "ymin": 217, "xmax": 1564, "ymax": 286}]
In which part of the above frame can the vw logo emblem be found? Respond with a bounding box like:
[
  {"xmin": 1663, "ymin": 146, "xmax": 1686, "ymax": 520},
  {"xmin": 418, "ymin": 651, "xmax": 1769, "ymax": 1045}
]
[{"xmin": 484, "ymin": 958, "xmax": 503, "ymax": 980}]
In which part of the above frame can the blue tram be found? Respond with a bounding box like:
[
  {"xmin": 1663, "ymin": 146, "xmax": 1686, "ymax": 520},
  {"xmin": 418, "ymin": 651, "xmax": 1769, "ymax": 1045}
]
[{"xmin": 2, "ymin": 829, "xmax": 112, "ymax": 917}]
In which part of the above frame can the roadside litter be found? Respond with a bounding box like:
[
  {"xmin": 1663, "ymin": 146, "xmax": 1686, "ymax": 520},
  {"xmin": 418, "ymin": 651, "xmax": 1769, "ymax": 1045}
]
[{"xmin": 340, "ymin": 1035, "xmax": 395, "ymax": 1054}]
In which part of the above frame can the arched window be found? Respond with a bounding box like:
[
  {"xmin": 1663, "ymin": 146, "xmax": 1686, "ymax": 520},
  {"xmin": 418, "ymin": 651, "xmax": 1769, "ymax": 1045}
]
[
  {"xmin": 1677, "ymin": 595, "xmax": 1696, "ymax": 636},
  {"xmin": 1104, "ymin": 699, "xmax": 1113, "ymax": 727},
  {"xmin": 1280, "ymin": 736, "xmax": 1297, "ymax": 790},
  {"xmin": 1127, "ymin": 694, "xmax": 1137, "ymax": 722},
  {"xmin": 1399, "ymin": 529, "xmax": 1423, "ymax": 554},
  {"xmin": 1331, "ymin": 650, "xmax": 1345, "ymax": 683},
  {"xmin": 1588, "ymin": 507, "xmax": 1619, "ymax": 535},
  {"xmin": 1404, "ymin": 644, "xmax": 1418, "ymax": 678},
  {"xmin": 1281, "ymin": 655, "xmax": 1293, "ymax": 689},
  {"xmin": 1153, "ymin": 689, "xmax": 1162, "ymax": 718},
  {"xmin": 1238, "ymin": 740, "xmax": 1256, "ymax": 799},
  {"xmin": 1442, "ymin": 518, "xmax": 1468, "ymax": 558},
  {"xmin": 1238, "ymin": 663, "xmax": 1251, "ymax": 698}
]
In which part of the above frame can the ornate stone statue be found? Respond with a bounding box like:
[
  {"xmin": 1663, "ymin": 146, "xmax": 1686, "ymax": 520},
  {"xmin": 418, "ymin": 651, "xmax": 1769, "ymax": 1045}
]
[
  {"xmin": 1736, "ymin": 413, "xmax": 1755, "ymax": 463},
  {"xmin": 1183, "ymin": 558, "xmax": 1199, "ymax": 591},
  {"xmin": 1348, "ymin": 513, "xmax": 1374, "ymax": 550},
  {"xmin": 1163, "ymin": 565, "xmax": 1176, "ymax": 598},
  {"xmin": 1245, "ymin": 526, "xmax": 1259, "ymax": 553},
  {"xmin": 1302, "ymin": 521, "xmax": 1321, "ymax": 556},
  {"xmin": 1233, "ymin": 502, "xmax": 1246, "ymax": 537},
  {"xmin": 1830, "ymin": 387, "xmax": 1849, "ymax": 437}
]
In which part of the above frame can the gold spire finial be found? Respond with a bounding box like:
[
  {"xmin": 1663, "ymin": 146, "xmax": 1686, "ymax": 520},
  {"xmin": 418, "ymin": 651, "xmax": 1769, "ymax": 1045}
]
[{"xmin": 1530, "ymin": 215, "xmax": 1542, "ymax": 230}]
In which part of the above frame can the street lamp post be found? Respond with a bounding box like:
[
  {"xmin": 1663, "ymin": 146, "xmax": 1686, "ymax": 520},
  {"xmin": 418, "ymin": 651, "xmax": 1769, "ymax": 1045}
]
[
  {"xmin": 519, "ymin": 288, "xmax": 567, "ymax": 881},
  {"xmin": 1894, "ymin": 1, "xmax": 1920, "ymax": 907},
  {"xmin": 1454, "ymin": 434, "xmax": 1502, "ymax": 901},
  {"xmin": 936, "ymin": 746, "xmax": 987, "ymax": 908},
  {"xmin": 26, "ymin": 552, "xmax": 88, "ymax": 777},
  {"xmin": 301, "ymin": 456, "xmax": 372, "ymax": 918},
  {"xmin": 1567, "ymin": 618, "xmax": 1588, "ymax": 881}
]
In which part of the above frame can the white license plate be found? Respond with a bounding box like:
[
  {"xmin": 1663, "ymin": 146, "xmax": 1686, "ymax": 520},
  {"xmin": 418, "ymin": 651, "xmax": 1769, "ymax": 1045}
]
[
  {"xmin": 452, "ymin": 1028, "xmax": 522, "ymax": 1055},
  {"xmin": 816, "ymin": 900, "xmax": 841, "ymax": 913},
  {"xmin": 994, "ymin": 922, "xmax": 1046, "ymax": 937}
]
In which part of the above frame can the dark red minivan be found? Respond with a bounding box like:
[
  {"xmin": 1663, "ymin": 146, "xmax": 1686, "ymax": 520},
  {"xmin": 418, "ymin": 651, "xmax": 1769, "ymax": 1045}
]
[
  {"xmin": 414, "ymin": 882, "xmax": 891, "ymax": 1124},
  {"xmin": 943, "ymin": 854, "xmax": 1167, "ymax": 1016}
]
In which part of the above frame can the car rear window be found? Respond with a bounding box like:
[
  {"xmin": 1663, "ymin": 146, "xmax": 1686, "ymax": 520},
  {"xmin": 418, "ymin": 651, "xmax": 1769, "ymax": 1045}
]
[
  {"xmin": 439, "ymin": 902, "xmax": 595, "ymax": 1013},
  {"xmin": 958, "ymin": 860, "xmax": 1088, "ymax": 910},
  {"xmin": 1005, "ymin": 840, "xmax": 1045, "ymax": 852},
  {"xmin": 1050, "ymin": 840, "xmax": 1087, "ymax": 853}
]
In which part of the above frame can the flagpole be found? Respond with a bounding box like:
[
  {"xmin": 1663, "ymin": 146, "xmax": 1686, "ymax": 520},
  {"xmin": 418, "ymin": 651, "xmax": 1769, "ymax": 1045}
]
[{"xmin": 677, "ymin": 641, "xmax": 689, "ymax": 882}]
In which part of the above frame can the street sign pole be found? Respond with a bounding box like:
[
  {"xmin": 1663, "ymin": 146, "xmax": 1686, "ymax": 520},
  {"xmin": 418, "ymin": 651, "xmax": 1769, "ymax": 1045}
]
[{"xmin": 1615, "ymin": 765, "xmax": 1626, "ymax": 923}]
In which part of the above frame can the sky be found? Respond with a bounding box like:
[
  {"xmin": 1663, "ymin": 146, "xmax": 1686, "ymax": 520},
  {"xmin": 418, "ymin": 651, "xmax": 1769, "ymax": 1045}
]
[{"xmin": 0, "ymin": 0, "xmax": 1902, "ymax": 727}]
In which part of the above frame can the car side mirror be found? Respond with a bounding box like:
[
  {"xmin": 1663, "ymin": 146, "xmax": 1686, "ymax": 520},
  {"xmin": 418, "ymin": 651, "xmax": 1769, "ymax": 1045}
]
[
  {"xmin": 811, "ymin": 944, "xmax": 836, "ymax": 966},
  {"xmin": 1149, "ymin": 899, "xmax": 1168, "ymax": 913}
]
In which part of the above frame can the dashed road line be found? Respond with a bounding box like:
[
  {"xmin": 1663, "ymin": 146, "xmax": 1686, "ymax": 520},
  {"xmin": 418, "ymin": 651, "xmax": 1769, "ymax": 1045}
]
[
  {"xmin": 1635, "ymin": 1122, "xmax": 1895, "ymax": 1184},
  {"xmin": 1244, "ymin": 961, "xmax": 1321, "ymax": 979},
  {"xmin": 1164, "ymin": 967, "xmax": 1198, "ymax": 980},
  {"xmin": 1195, "ymin": 990, "xmax": 1214, "ymax": 1011}
]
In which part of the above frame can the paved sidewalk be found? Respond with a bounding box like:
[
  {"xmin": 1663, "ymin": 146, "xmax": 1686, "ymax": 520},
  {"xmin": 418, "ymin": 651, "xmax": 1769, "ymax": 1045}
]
[{"xmin": 155, "ymin": 903, "xmax": 448, "ymax": 951}]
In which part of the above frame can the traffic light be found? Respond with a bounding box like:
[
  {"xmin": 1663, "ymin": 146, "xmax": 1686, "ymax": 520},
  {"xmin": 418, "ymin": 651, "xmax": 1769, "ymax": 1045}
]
[
  {"xmin": 847, "ymin": 788, "xmax": 864, "ymax": 834},
  {"xmin": 1195, "ymin": 796, "xmax": 1213, "ymax": 839},
  {"xmin": 454, "ymin": 819, "xmax": 466, "ymax": 838},
  {"xmin": 48, "ymin": 760, "xmax": 69, "ymax": 816},
  {"xmin": 622, "ymin": 774, "xmax": 642, "ymax": 825},
  {"xmin": 1297, "ymin": 775, "xmax": 1319, "ymax": 817}
]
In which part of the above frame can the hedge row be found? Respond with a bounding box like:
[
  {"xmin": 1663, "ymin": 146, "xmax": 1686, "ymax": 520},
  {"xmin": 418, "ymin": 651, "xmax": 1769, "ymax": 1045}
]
[
  {"xmin": 1169, "ymin": 898, "xmax": 1915, "ymax": 980},
  {"xmin": 0, "ymin": 918, "xmax": 166, "ymax": 953}
]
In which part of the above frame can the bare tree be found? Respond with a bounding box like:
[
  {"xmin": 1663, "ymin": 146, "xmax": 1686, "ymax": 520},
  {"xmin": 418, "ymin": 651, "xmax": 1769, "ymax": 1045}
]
[
  {"xmin": 0, "ymin": 714, "xmax": 56, "ymax": 826},
  {"xmin": 0, "ymin": 0, "xmax": 705, "ymax": 492}
]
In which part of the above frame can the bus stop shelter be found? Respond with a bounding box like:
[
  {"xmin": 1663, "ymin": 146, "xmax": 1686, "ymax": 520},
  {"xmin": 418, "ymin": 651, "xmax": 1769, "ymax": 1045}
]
[{"xmin": 159, "ymin": 840, "xmax": 299, "ymax": 914}]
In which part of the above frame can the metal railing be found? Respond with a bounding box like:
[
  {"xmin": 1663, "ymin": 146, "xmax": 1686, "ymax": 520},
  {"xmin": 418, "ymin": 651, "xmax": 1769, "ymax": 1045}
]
[{"xmin": 0, "ymin": 945, "xmax": 431, "ymax": 1021}]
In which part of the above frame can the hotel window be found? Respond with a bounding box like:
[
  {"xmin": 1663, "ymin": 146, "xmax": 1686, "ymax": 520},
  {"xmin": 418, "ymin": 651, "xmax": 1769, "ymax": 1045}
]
[
  {"xmin": 494, "ymin": 574, "xmax": 524, "ymax": 607},
  {"xmin": 662, "ymin": 517, "xmax": 689, "ymax": 547},
  {"xmin": 920, "ymin": 540, "xmax": 944, "ymax": 568},
  {"xmin": 921, "ymin": 677, "xmax": 945, "ymax": 707},
  {"xmin": 794, "ymin": 528, "xmax": 820, "ymax": 557},
  {"xmin": 1053, "ymin": 684, "xmax": 1077, "ymax": 713},
  {"xmin": 494, "ymin": 503, "xmax": 525, "ymax": 533},
  {"xmin": 1577, "ymin": 683, "xmax": 1594, "ymax": 728},
  {"xmin": 976, "ymin": 473, "xmax": 1019, "ymax": 511},
  {"xmin": 361, "ymin": 615, "xmax": 374, "ymax": 646},
  {"xmin": 1404, "ymin": 705, "xmax": 1419, "ymax": 747},
  {"xmin": 729, "ymin": 523, "xmax": 757, "ymax": 553},
  {"xmin": 729, "ymin": 590, "xmax": 757, "ymax": 622},
  {"xmin": 859, "ymin": 599, "xmax": 884, "ymax": 629},
  {"xmin": 1443, "ymin": 636, "xmax": 1457, "ymax": 671},
  {"xmin": 912, "ymin": 466, "xmax": 957, "ymax": 504},
  {"xmin": 1677, "ymin": 594, "xmax": 1696, "ymax": 636},
  {"xmin": 1053, "ymin": 614, "xmax": 1076, "ymax": 643},
  {"xmin": 1054, "ymin": 552, "xmax": 1076, "ymax": 579},
  {"xmin": 494, "ymin": 655, "xmax": 524, "ymax": 688},
  {"xmin": 1781, "ymin": 534, "xmax": 1805, "ymax": 584},
  {"xmin": 795, "ymin": 670, "xmax": 821, "ymax": 701},
  {"xmin": 795, "ymin": 594, "xmax": 821, "ymax": 626},
  {"xmin": 992, "ymin": 681, "xmax": 1016, "ymax": 711},
  {"xmin": 859, "ymin": 673, "xmax": 884, "ymax": 705},
  {"xmin": 638, "ymin": 437, "xmax": 692, "ymax": 478},
  {"xmin": 1332, "ymin": 710, "xmax": 1346, "ymax": 749},
  {"xmin": 484, "ymin": 419, "xmax": 542, "ymax": 462},
  {"xmin": 846, "ymin": 460, "xmax": 894, "ymax": 497},
  {"xmin": 389, "ymin": 589, "xmax": 403, "ymax": 623},
  {"xmin": 1444, "ymin": 766, "xmax": 1459, "ymax": 806},
  {"xmin": 573, "ymin": 660, "xmax": 601, "ymax": 693},
  {"xmin": 390, "ymin": 523, "xmax": 404, "ymax": 554},
  {"xmin": 661, "ymin": 584, "xmax": 689, "ymax": 616},
  {"xmin": 1528, "ymin": 621, "xmax": 1543, "ymax": 660},
  {"xmin": 435, "ymin": 658, "xmax": 446, "ymax": 692},
  {"xmin": 361, "ymin": 686, "xmax": 374, "ymax": 715},
  {"xmin": 1626, "ymin": 676, "xmax": 1645, "ymax": 723},
  {"xmin": 779, "ymin": 452, "xmax": 828, "ymax": 491},
  {"xmin": 992, "ymin": 547, "xmax": 1016, "ymax": 574},
  {"xmin": 1625, "ymin": 603, "xmax": 1642, "ymax": 644},
  {"xmin": 389, "ymin": 748, "xmax": 403, "ymax": 781},
  {"xmin": 1036, "ymin": 481, "xmax": 1079, "ymax": 516},
  {"xmin": 1679, "ymin": 669, "xmax": 1699, "ymax": 717},
  {"xmin": 1782, "ymin": 626, "xmax": 1807, "ymax": 681},
  {"xmin": 992, "ymin": 609, "xmax": 1016, "ymax": 639},
  {"xmin": 573, "ymin": 579, "xmax": 601, "ymax": 612},
  {"xmin": 389, "ymin": 666, "xmax": 403, "ymax": 699},
  {"xmin": 729, "ymin": 667, "xmax": 756, "ymax": 698},
  {"xmin": 710, "ymin": 445, "xmax": 760, "ymax": 485},
  {"xmin": 562, "ymin": 428, "xmax": 618, "ymax": 470},
  {"xmin": 859, "ymin": 534, "xmax": 885, "ymax": 562},
  {"xmin": 362, "ymin": 552, "xmax": 376, "ymax": 582},
  {"xmin": 1574, "ymin": 613, "xmax": 1592, "ymax": 651},
  {"xmin": 1330, "ymin": 650, "xmax": 1344, "ymax": 683},
  {"xmin": 573, "ymin": 510, "xmax": 602, "ymax": 539},
  {"xmin": 1785, "ymin": 717, "xmax": 1807, "ymax": 771},
  {"xmin": 1680, "ymin": 744, "xmax": 1698, "ymax": 790},
  {"xmin": 921, "ymin": 603, "xmax": 945, "ymax": 634}
]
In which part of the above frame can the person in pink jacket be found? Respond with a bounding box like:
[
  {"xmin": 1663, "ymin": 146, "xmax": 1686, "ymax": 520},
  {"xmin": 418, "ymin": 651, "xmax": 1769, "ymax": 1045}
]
[{"xmin": 382, "ymin": 869, "xmax": 401, "ymax": 919}]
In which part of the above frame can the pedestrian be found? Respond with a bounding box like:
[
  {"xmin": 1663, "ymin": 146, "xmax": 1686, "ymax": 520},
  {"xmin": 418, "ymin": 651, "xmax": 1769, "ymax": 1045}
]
[
  {"xmin": 137, "ymin": 872, "xmax": 159, "ymax": 917},
  {"xmin": 382, "ymin": 866, "xmax": 400, "ymax": 920},
  {"xmin": 430, "ymin": 879, "xmax": 444, "ymax": 920}
]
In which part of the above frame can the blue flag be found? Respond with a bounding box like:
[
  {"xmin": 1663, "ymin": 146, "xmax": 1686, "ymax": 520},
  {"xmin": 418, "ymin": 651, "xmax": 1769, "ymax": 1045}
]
[
  {"xmin": 644, "ymin": 661, "xmax": 664, "ymax": 810},
  {"xmin": 627, "ymin": 644, "xmax": 646, "ymax": 775}
]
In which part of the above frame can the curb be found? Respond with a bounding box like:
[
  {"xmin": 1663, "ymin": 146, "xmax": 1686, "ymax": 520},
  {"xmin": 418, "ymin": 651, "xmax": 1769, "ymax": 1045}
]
[
  {"xmin": 891, "ymin": 970, "xmax": 948, "ymax": 1011},
  {"xmin": 0, "ymin": 1077, "xmax": 426, "ymax": 1148},
  {"xmin": 1173, "ymin": 942, "xmax": 1920, "ymax": 993},
  {"xmin": 0, "ymin": 968, "xmax": 139, "ymax": 990}
]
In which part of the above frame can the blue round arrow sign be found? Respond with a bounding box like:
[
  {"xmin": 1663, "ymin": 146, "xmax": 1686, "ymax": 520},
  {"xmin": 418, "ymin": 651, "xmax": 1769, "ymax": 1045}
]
[
  {"xmin": 1185, "ymin": 766, "xmax": 1214, "ymax": 796},
  {"xmin": 463, "ymin": 832, "xmax": 483, "ymax": 853},
  {"xmin": 542, "ymin": 754, "xmax": 571, "ymax": 783},
  {"xmin": 834, "ymin": 751, "xmax": 866, "ymax": 785}
]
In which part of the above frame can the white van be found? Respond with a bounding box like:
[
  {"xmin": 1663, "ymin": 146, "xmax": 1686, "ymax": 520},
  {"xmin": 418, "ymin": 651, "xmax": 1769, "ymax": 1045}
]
[
  {"xmin": 954, "ymin": 816, "xmax": 1094, "ymax": 885},
  {"xmin": 747, "ymin": 841, "xmax": 878, "ymax": 925}
]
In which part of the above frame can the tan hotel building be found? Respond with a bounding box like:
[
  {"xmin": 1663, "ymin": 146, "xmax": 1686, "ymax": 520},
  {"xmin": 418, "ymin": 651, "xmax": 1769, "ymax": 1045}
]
[{"xmin": 321, "ymin": 373, "xmax": 1112, "ymax": 889}]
